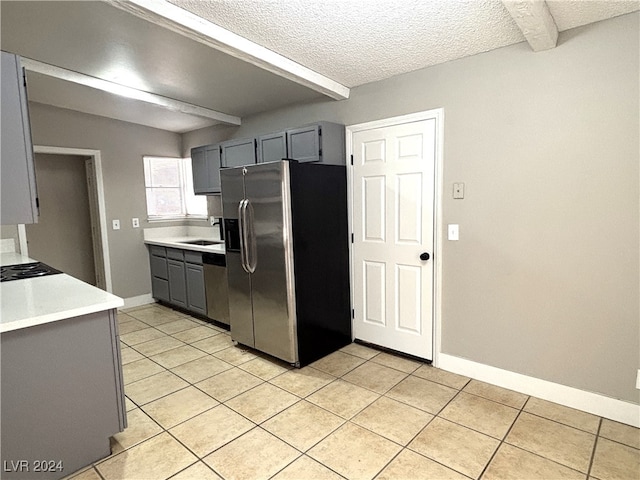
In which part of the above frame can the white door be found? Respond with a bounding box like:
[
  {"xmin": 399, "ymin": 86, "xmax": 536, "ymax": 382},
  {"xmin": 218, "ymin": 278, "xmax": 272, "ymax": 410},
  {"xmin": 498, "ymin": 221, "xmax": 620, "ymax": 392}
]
[{"xmin": 351, "ymin": 118, "xmax": 437, "ymax": 360}]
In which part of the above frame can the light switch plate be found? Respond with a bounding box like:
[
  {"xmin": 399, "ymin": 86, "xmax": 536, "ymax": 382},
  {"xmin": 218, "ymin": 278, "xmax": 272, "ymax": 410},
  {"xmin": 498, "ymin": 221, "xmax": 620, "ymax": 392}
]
[
  {"xmin": 112, "ymin": 219, "xmax": 120, "ymax": 230},
  {"xmin": 453, "ymin": 183, "xmax": 465, "ymax": 199},
  {"xmin": 448, "ymin": 224, "xmax": 459, "ymax": 241},
  {"xmin": 132, "ymin": 218, "xmax": 139, "ymax": 228}
]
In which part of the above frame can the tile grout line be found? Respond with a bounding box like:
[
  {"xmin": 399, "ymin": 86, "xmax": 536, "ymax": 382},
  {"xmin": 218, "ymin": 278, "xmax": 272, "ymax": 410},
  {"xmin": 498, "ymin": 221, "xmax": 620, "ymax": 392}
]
[
  {"xmin": 476, "ymin": 402, "xmax": 527, "ymax": 480},
  {"xmin": 587, "ymin": 417, "xmax": 603, "ymax": 478}
]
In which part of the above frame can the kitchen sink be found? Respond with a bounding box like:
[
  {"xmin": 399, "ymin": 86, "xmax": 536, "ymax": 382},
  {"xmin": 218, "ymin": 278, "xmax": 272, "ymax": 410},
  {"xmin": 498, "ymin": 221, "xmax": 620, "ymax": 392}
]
[{"xmin": 178, "ymin": 239, "xmax": 221, "ymax": 246}]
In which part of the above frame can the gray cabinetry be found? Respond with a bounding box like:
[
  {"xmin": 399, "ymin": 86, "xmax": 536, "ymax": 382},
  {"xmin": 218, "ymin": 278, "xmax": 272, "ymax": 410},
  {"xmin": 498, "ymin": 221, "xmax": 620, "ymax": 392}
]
[
  {"xmin": 191, "ymin": 144, "xmax": 221, "ymax": 195},
  {"xmin": 149, "ymin": 246, "xmax": 207, "ymax": 316},
  {"xmin": 257, "ymin": 132, "xmax": 287, "ymax": 164},
  {"xmin": 167, "ymin": 249, "xmax": 187, "ymax": 308},
  {"xmin": 221, "ymin": 138, "xmax": 256, "ymax": 168},
  {"xmin": 286, "ymin": 122, "xmax": 345, "ymax": 165},
  {"xmin": 149, "ymin": 246, "xmax": 170, "ymax": 303},
  {"xmin": 1, "ymin": 51, "xmax": 38, "ymax": 225},
  {"xmin": 185, "ymin": 251, "xmax": 206, "ymax": 315},
  {"xmin": 1, "ymin": 310, "xmax": 126, "ymax": 479}
]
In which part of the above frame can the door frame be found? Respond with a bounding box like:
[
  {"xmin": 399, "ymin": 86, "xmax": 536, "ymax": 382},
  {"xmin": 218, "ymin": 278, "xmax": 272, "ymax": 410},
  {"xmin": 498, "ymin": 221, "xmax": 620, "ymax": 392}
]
[
  {"xmin": 346, "ymin": 109, "xmax": 444, "ymax": 367},
  {"xmin": 18, "ymin": 145, "xmax": 113, "ymax": 293}
]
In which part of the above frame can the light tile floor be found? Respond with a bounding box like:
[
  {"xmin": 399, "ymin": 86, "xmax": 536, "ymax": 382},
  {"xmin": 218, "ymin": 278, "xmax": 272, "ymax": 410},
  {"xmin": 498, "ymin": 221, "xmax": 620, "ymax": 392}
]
[{"xmin": 65, "ymin": 304, "xmax": 640, "ymax": 480}]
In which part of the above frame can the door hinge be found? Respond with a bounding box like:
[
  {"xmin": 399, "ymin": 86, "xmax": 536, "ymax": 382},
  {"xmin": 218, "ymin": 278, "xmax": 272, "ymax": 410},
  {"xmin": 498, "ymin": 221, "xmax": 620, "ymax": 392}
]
[
  {"xmin": 318, "ymin": 148, "xmax": 322, "ymax": 158},
  {"xmin": 350, "ymin": 154, "xmax": 354, "ymax": 165},
  {"xmin": 351, "ymin": 233, "xmax": 354, "ymax": 243},
  {"xmin": 352, "ymin": 309, "xmax": 355, "ymax": 319}
]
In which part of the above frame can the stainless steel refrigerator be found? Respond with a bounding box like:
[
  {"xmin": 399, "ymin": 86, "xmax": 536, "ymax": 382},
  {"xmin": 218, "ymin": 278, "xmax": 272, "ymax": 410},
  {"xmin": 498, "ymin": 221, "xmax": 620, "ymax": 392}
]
[{"xmin": 221, "ymin": 160, "xmax": 351, "ymax": 366}]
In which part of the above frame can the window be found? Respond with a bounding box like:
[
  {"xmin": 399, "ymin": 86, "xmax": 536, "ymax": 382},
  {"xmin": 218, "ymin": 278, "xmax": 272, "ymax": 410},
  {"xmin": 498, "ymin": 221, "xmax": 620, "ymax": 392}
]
[{"xmin": 143, "ymin": 156, "xmax": 207, "ymax": 220}]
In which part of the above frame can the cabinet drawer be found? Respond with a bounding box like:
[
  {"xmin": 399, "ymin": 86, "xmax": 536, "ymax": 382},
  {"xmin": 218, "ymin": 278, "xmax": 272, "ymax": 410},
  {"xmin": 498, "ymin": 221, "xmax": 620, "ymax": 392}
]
[
  {"xmin": 184, "ymin": 251, "xmax": 203, "ymax": 265},
  {"xmin": 166, "ymin": 248, "xmax": 184, "ymax": 261},
  {"xmin": 149, "ymin": 245, "xmax": 166, "ymax": 257},
  {"xmin": 150, "ymin": 254, "xmax": 168, "ymax": 279},
  {"xmin": 151, "ymin": 277, "xmax": 170, "ymax": 302}
]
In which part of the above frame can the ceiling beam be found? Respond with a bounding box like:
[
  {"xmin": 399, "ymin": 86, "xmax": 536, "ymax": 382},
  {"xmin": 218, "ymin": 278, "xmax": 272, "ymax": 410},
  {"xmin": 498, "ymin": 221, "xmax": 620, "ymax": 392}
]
[
  {"xmin": 108, "ymin": 0, "xmax": 350, "ymax": 101},
  {"xmin": 21, "ymin": 58, "xmax": 242, "ymax": 126},
  {"xmin": 502, "ymin": 0, "xmax": 558, "ymax": 52}
]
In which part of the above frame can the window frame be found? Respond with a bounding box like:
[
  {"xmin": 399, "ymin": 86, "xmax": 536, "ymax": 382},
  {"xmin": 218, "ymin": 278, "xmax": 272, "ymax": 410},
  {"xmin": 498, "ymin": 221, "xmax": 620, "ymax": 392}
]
[{"xmin": 143, "ymin": 156, "xmax": 207, "ymax": 221}]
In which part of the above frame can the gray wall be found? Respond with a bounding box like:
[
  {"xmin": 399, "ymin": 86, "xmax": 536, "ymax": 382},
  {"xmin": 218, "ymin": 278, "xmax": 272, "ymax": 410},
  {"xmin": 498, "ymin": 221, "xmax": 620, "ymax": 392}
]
[
  {"xmin": 25, "ymin": 153, "xmax": 96, "ymax": 284},
  {"xmin": 223, "ymin": 14, "xmax": 640, "ymax": 403},
  {"xmin": 27, "ymin": 103, "xmax": 183, "ymax": 299},
  {"xmin": 181, "ymin": 124, "xmax": 237, "ymax": 158},
  {"xmin": 0, "ymin": 225, "xmax": 19, "ymax": 251}
]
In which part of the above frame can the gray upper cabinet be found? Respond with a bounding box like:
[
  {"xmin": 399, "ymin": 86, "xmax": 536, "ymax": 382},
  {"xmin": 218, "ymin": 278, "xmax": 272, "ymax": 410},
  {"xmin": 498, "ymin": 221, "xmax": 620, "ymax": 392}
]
[
  {"xmin": 191, "ymin": 144, "xmax": 221, "ymax": 195},
  {"xmin": 220, "ymin": 138, "xmax": 256, "ymax": 168},
  {"xmin": 1, "ymin": 51, "xmax": 38, "ymax": 225},
  {"xmin": 257, "ymin": 132, "xmax": 287, "ymax": 164},
  {"xmin": 286, "ymin": 122, "xmax": 345, "ymax": 165}
]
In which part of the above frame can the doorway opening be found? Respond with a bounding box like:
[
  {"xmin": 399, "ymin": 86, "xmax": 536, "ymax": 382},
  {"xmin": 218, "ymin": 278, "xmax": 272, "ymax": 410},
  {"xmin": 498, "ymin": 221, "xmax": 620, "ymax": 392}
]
[{"xmin": 18, "ymin": 146, "xmax": 112, "ymax": 292}]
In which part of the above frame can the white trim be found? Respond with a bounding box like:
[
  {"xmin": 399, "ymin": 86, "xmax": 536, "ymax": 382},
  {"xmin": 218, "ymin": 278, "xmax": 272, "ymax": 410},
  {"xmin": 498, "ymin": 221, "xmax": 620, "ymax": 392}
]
[
  {"xmin": 32, "ymin": 146, "xmax": 114, "ymax": 293},
  {"xmin": 122, "ymin": 294, "xmax": 155, "ymax": 310},
  {"xmin": 439, "ymin": 353, "xmax": 640, "ymax": 428},
  {"xmin": 21, "ymin": 58, "xmax": 241, "ymax": 126},
  {"xmin": 109, "ymin": 0, "xmax": 350, "ymax": 101},
  {"xmin": 345, "ymin": 108, "xmax": 445, "ymax": 363},
  {"xmin": 17, "ymin": 224, "xmax": 28, "ymax": 256}
]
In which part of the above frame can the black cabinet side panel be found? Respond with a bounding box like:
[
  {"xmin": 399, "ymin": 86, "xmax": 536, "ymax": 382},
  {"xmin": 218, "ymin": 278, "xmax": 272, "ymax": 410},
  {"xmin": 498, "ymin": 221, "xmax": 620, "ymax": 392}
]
[{"xmin": 289, "ymin": 162, "xmax": 352, "ymax": 366}]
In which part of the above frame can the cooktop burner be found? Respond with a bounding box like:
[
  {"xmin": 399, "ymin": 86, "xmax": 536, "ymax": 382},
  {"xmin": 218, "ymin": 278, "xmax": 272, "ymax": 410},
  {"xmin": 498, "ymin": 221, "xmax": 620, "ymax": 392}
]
[{"xmin": 1, "ymin": 262, "xmax": 62, "ymax": 282}]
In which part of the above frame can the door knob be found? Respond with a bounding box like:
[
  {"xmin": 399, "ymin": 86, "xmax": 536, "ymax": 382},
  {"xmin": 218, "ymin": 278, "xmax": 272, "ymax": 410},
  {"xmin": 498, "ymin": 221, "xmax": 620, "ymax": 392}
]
[{"xmin": 420, "ymin": 252, "xmax": 430, "ymax": 261}]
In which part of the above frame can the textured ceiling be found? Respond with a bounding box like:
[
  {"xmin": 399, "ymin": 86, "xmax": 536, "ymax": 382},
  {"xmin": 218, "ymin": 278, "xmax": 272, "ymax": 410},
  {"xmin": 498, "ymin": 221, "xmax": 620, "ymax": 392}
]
[
  {"xmin": 171, "ymin": 0, "xmax": 640, "ymax": 88},
  {"xmin": 1, "ymin": 0, "xmax": 638, "ymax": 132}
]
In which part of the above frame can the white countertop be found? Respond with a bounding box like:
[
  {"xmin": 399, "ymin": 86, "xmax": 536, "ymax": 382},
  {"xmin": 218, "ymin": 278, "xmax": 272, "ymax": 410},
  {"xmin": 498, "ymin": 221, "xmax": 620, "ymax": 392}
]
[
  {"xmin": 144, "ymin": 237, "xmax": 226, "ymax": 254},
  {"xmin": 143, "ymin": 225, "xmax": 226, "ymax": 254},
  {"xmin": 0, "ymin": 253, "xmax": 124, "ymax": 333}
]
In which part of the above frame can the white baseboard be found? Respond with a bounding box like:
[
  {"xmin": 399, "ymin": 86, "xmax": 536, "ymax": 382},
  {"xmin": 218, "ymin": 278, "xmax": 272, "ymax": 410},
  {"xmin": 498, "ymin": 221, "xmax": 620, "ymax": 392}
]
[
  {"xmin": 438, "ymin": 353, "xmax": 640, "ymax": 428},
  {"xmin": 122, "ymin": 294, "xmax": 155, "ymax": 310}
]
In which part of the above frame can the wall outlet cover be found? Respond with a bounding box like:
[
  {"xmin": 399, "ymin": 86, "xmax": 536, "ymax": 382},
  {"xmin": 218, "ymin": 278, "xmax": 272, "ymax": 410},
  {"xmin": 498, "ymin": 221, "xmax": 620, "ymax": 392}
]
[
  {"xmin": 112, "ymin": 219, "xmax": 120, "ymax": 230},
  {"xmin": 453, "ymin": 182, "xmax": 465, "ymax": 199}
]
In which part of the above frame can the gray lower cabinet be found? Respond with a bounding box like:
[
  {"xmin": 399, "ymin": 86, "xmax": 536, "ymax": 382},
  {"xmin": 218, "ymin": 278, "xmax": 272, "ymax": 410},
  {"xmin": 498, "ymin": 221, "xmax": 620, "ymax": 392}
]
[
  {"xmin": 221, "ymin": 138, "xmax": 256, "ymax": 168},
  {"xmin": 257, "ymin": 131, "xmax": 287, "ymax": 163},
  {"xmin": 168, "ymin": 259, "xmax": 187, "ymax": 308},
  {"xmin": 186, "ymin": 263, "xmax": 206, "ymax": 315},
  {"xmin": 149, "ymin": 246, "xmax": 170, "ymax": 303},
  {"xmin": 1, "ymin": 51, "xmax": 38, "ymax": 225},
  {"xmin": 191, "ymin": 144, "xmax": 222, "ymax": 194},
  {"xmin": 1, "ymin": 309, "xmax": 126, "ymax": 479},
  {"xmin": 149, "ymin": 246, "xmax": 207, "ymax": 316}
]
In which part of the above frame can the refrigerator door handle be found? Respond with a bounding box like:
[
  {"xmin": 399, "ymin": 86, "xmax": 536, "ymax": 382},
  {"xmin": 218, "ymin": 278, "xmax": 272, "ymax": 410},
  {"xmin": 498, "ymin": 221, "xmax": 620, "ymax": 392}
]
[
  {"xmin": 238, "ymin": 199, "xmax": 250, "ymax": 273},
  {"xmin": 245, "ymin": 199, "xmax": 257, "ymax": 273}
]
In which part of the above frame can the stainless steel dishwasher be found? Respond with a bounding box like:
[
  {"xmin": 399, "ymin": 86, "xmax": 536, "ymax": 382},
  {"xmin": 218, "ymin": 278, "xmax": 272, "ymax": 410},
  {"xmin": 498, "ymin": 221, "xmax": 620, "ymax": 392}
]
[{"xmin": 202, "ymin": 252, "xmax": 230, "ymax": 325}]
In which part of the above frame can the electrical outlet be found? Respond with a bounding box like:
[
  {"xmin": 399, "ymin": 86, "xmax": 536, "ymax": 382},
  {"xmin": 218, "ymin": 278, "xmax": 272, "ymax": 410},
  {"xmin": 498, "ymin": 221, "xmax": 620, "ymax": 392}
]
[
  {"xmin": 636, "ymin": 369, "xmax": 640, "ymax": 390},
  {"xmin": 112, "ymin": 219, "xmax": 120, "ymax": 230},
  {"xmin": 453, "ymin": 182, "xmax": 465, "ymax": 199},
  {"xmin": 132, "ymin": 218, "xmax": 140, "ymax": 228}
]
